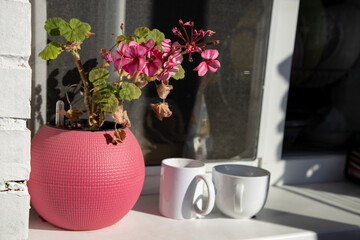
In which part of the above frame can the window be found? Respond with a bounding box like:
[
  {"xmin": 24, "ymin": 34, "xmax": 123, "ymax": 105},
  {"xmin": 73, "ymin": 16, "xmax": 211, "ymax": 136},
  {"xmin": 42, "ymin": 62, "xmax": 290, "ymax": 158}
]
[{"xmin": 30, "ymin": 0, "xmax": 273, "ymax": 165}]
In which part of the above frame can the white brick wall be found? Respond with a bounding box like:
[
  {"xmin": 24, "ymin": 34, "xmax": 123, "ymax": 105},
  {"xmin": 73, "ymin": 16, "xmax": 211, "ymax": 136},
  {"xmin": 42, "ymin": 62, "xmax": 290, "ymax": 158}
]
[
  {"xmin": 0, "ymin": 68, "xmax": 32, "ymax": 118},
  {"xmin": 0, "ymin": 191, "xmax": 30, "ymax": 240},
  {"xmin": 0, "ymin": 0, "xmax": 31, "ymax": 57},
  {"xmin": 0, "ymin": 0, "xmax": 32, "ymax": 240}
]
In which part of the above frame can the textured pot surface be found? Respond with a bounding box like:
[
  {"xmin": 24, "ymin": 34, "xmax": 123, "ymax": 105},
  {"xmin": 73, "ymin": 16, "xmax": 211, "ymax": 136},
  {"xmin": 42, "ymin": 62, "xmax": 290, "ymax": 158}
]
[{"xmin": 28, "ymin": 125, "xmax": 145, "ymax": 230}]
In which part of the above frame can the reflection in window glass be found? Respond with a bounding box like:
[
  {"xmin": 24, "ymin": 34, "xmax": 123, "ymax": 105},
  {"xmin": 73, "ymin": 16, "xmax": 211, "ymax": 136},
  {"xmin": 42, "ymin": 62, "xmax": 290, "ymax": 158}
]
[
  {"xmin": 284, "ymin": 0, "xmax": 360, "ymax": 157},
  {"xmin": 43, "ymin": 0, "xmax": 272, "ymax": 164}
]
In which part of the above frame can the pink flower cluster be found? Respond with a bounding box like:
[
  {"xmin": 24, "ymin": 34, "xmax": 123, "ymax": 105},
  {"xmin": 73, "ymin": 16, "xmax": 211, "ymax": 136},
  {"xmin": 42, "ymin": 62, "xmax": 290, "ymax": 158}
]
[
  {"xmin": 105, "ymin": 20, "xmax": 220, "ymax": 80},
  {"xmin": 172, "ymin": 20, "xmax": 221, "ymax": 76},
  {"xmin": 157, "ymin": 39, "xmax": 183, "ymax": 81},
  {"xmin": 96, "ymin": 20, "xmax": 221, "ymax": 127},
  {"xmin": 110, "ymin": 39, "xmax": 183, "ymax": 81}
]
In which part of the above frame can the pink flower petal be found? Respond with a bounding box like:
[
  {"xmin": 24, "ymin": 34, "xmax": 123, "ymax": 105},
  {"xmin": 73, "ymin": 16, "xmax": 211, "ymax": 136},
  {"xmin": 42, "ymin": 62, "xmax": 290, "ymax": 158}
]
[
  {"xmin": 168, "ymin": 65, "xmax": 179, "ymax": 75},
  {"xmin": 128, "ymin": 41, "xmax": 140, "ymax": 47},
  {"xmin": 201, "ymin": 49, "xmax": 219, "ymax": 60},
  {"xmin": 157, "ymin": 70, "xmax": 171, "ymax": 81},
  {"xmin": 112, "ymin": 42, "xmax": 128, "ymax": 70},
  {"xmin": 121, "ymin": 58, "xmax": 138, "ymax": 75},
  {"xmin": 101, "ymin": 51, "xmax": 113, "ymax": 62},
  {"xmin": 143, "ymin": 47, "xmax": 163, "ymax": 77},
  {"xmin": 118, "ymin": 41, "xmax": 128, "ymax": 54},
  {"xmin": 194, "ymin": 62, "xmax": 208, "ymax": 76},
  {"xmin": 125, "ymin": 42, "xmax": 147, "ymax": 58},
  {"xmin": 124, "ymin": 46, "xmax": 136, "ymax": 58},
  {"xmin": 172, "ymin": 27, "xmax": 179, "ymax": 35},
  {"xmin": 163, "ymin": 61, "xmax": 175, "ymax": 69},
  {"xmin": 136, "ymin": 44, "xmax": 148, "ymax": 57},
  {"xmin": 143, "ymin": 59, "xmax": 162, "ymax": 77},
  {"xmin": 137, "ymin": 57, "xmax": 146, "ymax": 71},
  {"xmin": 145, "ymin": 39, "xmax": 154, "ymax": 49},
  {"xmin": 172, "ymin": 41, "xmax": 181, "ymax": 48},
  {"xmin": 169, "ymin": 52, "xmax": 183, "ymax": 65},
  {"xmin": 146, "ymin": 64, "xmax": 159, "ymax": 77},
  {"xmin": 152, "ymin": 47, "xmax": 163, "ymax": 59},
  {"xmin": 207, "ymin": 60, "xmax": 221, "ymax": 72},
  {"xmin": 194, "ymin": 46, "xmax": 202, "ymax": 52},
  {"xmin": 112, "ymin": 50, "xmax": 123, "ymax": 70},
  {"xmin": 162, "ymin": 39, "xmax": 172, "ymax": 53}
]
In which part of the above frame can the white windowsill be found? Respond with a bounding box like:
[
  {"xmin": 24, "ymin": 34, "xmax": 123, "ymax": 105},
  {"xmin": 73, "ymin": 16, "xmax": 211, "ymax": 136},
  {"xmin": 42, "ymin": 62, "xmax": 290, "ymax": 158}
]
[{"xmin": 28, "ymin": 181, "xmax": 360, "ymax": 240}]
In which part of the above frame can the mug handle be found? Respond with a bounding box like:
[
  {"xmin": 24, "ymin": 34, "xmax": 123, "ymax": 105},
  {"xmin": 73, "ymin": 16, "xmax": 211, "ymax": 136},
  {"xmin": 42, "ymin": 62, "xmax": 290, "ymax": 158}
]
[
  {"xmin": 235, "ymin": 183, "xmax": 244, "ymax": 213},
  {"xmin": 193, "ymin": 174, "xmax": 215, "ymax": 216}
]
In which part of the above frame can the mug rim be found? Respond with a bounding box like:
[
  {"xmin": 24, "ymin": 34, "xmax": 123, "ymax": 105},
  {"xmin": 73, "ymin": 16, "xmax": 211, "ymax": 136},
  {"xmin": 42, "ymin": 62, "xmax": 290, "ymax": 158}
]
[
  {"xmin": 162, "ymin": 158, "xmax": 205, "ymax": 169},
  {"xmin": 213, "ymin": 164, "xmax": 270, "ymax": 178}
]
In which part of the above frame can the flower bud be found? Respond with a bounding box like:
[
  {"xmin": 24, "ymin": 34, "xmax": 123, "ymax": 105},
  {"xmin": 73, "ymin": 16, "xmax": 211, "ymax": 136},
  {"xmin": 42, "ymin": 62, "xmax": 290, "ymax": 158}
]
[{"xmin": 206, "ymin": 30, "xmax": 215, "ymax": 36}]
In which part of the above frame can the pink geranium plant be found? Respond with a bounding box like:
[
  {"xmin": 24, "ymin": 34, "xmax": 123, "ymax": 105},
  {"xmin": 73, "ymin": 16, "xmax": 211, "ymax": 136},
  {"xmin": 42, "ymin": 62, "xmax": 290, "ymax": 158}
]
[{"xmin": 39, "ymin": 18, "xmax": 220, "ymax": 142}]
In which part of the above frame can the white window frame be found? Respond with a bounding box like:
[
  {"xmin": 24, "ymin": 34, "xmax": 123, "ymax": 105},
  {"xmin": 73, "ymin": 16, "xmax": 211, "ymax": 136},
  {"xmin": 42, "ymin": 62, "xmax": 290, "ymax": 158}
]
[
  {"xmin": 31, "ymin": 0, "xmax": 347, "ymax": 196},
  {"xmin": 257, "ymin": 0, "xmax": 346, "ymax": 186}
]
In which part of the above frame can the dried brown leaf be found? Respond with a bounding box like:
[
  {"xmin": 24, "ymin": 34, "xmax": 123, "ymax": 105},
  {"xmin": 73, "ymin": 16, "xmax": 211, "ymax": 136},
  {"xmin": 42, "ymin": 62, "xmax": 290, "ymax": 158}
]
[
  {"xmin": 64, "ymin": 108, "xmax": 83, "ymax": 122},
  {"xmin": 150, "ymin": 102, "xmax": 172, "ymax": 121},
  {"xmin": 112, "ymin": 129, "xmax": 126, "ymax": 143},
  {"xmin": 65, "ymin": 41, "xmax": 81, "ymax": 52},
  {"xmin": 156, "ymin": 81, "xmax": 173, "ymax": 99},
  {"xmin": 100, "ymin": 59, "xmax": 110, "ymax": 68},
  {"xmin": 112, "ymin": 108, "xmax": 131, "ymax": 128},
  {"xmin": 135, "ymin": 77, "xmax": 149, "ymax": 89},
  {"xmin": 85, "ymin": 31, "xmax": 95, "ymax": 38},
  {"xmin": 100, "ymin": 48, "xmax": 107, "ymax": 54}
]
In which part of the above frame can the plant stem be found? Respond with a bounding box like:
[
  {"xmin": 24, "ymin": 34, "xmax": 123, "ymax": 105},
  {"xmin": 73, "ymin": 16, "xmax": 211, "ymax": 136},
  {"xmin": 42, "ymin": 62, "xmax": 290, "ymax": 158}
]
[
  {"xmin": 91, "ymin": 87, "xmax": 98, "ymax": 114},
  {"xmin": 73, "ymin": 53, "xmax": 92, "ymax": 118}
]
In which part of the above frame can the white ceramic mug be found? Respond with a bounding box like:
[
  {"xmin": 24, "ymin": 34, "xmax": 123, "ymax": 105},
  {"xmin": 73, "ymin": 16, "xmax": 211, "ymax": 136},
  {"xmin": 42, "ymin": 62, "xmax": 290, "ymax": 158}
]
[
  {"xmin": 159, "ymin": 158, "xmax": 215, "ymax": 219},
  {"xmin": 213, "ymin": 164, "xmax": 270, "ymax": 219}
]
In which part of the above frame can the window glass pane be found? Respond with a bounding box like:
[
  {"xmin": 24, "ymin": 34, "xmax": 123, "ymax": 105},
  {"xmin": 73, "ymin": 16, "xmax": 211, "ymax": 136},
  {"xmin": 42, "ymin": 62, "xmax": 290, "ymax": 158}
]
[
  {"xmin": 283, "ymin": 0, "xmax": 360, "ymax": 157},
  {"xmin": 41, "ymin": 0, "xmax": 272, "ymax": 164}
]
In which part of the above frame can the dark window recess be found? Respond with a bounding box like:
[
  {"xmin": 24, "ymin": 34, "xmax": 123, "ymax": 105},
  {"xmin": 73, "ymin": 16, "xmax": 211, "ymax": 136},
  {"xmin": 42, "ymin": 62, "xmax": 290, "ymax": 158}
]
[{"xmin": 284, "ymin": 0, "xmax": 360, "ymax": 156}]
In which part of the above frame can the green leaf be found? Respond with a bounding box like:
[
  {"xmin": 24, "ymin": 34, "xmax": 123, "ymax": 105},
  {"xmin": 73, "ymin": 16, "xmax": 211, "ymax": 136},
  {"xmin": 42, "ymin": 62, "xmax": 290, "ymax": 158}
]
[
  {"xmin": 116, "ymin": 35, "xmax": 126, "ymax": 44},
  {"xmin": 135, "ymin": 37, "xmax": 146, "ymax": 44},
  {"xmin": 97, "ymin": 94, "xmax": 119, "ymax": 113},
  {"xmin": 89, "ymin": 68, "xmax": 109, "ymax": 86},
  {"xmin": 92, "ymin": 84, "xmax": 118, "ymax": 113},
  {"xmin": 93, "ymin": 83, "xmax": 114, "ymax": 101},
  {"xmin": 119, "ymin": 82, "xmax": 141, "ymax": 101},
  {"xmin": 134, "ymin": 27, "xmax": 150, "ymax": 38},
  {"xmin": 143, "ymin": 75, "xmax": 157, "ymax": 82},
  {"xmin": 146, "ymin": 29, "xmax": 165, "ymax": 51},
  {"xmin": 59, "ymin": 18, "xmax": 91, "ymax": 42},
  {"xmin": 113, "ymin": 84, "xmax": 122, "ymax": 99},
  {"xmin": 125, "ymin": 36, "xmax": 136, "ymax": 44},
  {"xmin": 146, "ymin": 29, "xmax": 165, "ymax": 42},
  {"xmin": 38, "ymin": 41, "xmax": 63, "ymax": 60},
  {"xmin": 172, "ymin": 65, "xmax": 185, "ymax": 80},
  {"xmin": 44, "ymin": 17, "xmax": 66, "ymax": 36}
]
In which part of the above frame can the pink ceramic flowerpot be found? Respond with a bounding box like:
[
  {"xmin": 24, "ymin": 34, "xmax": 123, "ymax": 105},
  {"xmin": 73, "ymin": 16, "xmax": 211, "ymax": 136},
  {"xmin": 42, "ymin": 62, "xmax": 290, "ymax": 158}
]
[{"xmin": 28, "ymin": 124, "xmax": 145, "ymax": 230}]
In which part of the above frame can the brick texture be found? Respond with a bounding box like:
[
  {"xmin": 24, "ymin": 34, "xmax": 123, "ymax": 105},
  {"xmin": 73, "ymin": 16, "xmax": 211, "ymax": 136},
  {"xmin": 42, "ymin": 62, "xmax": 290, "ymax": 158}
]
[
  {"xmin": 0, "ymin": 0, "xmax": 32, "ymax": 239},
  {"xmin": 0, "ymin": 68, "xmax": 31, "ymax": 118},
  {"xmin": 0, "ymin": 0, "xmax": 31, "ymax": 57},
  {"xmin": 0, "ymin": 129, "xmax": 30, "ymax": 182},
  {"xmin": 0, "ymin": 191, "xmax": 30, "ymax": 240}
]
